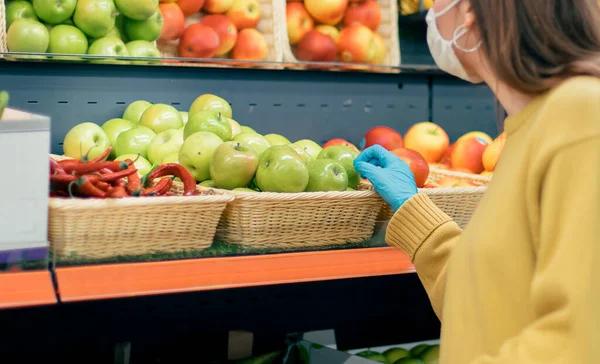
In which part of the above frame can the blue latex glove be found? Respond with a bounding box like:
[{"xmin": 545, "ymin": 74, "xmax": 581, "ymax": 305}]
[{"xmin": 354, "ymin": 145, "xmax": 418, "ymax": 211}]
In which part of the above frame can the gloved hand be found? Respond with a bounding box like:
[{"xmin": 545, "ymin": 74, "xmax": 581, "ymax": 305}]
[{"xmin": 354, "ymin": 145, "xmax": 418, "ymax": 212}]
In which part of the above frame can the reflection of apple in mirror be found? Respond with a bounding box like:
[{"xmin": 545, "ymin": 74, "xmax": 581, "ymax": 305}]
[
  {"xmin": 7, "ymin": 18, "xmax": 50, "ymax": 53},
  {"xmin": 304, "ymin": 0, "xmax": 348, "ymax": 25},
  {"xmin": 286, "ymin": 2, "xmax": 314, "ymax": 45},
  {"xmin": 101, "ymin": 118, "xmax": 136, "ymax": 158},
  {"xmin": 337, "ymin": 23, "xmax": 377, "ymax": 63},
  {"xmin": 342, "ymin": 0, "xmax": 381, "ymax": 31},
  {"xmin": 63, "ymin": 122, "xmax": 111, "ymax": 160},
  {"xmin": 200, "ymin": 14, "xmax": 238, "ymax": 57},
  {"xmin": 226, "ymin": 0, "xmax": 261, "ymax": 30},
  {"xmin": 147, "ymin": 128, "xmax": 184, "ymax": 165},
  {"xmin": 178, "ymin": 23, "xmax": 220, "ymax": 58},
  {"xmin": 210, "ymin": 141, "xmax": 259, "ymax": 190},
  {"xmin": 189, "ymin": 94, "xmax": 233, "ymax": 119},
  {"xmin": 139, "ymin": 103, "xmax": 184, "ymax": 134},
  {"xmin": 184, "ymin": 110, "xmax": 233, "ymax": 141},
  {"xmin": 178, "ymin": 131, "xmax": 224, "ymax": 182},
  {"xmin": 6, "ymin": 1, "xmax": 38, "ymax": 29},
  {"xmin": 115, "ymin": 154, "xmax": 153, "ymax": 177},
  {"xmin": 256, "ymin": 145, "xmax": 309, "ymax": 193},
  {"xmin": 291, "ymin": 139, "xmax": 322, "ymax": 161},
  {"xmin": 264, "ymin": 134, "xmax": 291, "ymax": 146},
  {"xmin": 317, "ymin": 145, "xmax": 360, "ymax": 188},
  {"xmin": 305, "ymin": 159, "xmax": 348, "ymax": 192},
  {"xmin": 203, "ymin": 0, "xmax": 234, "ymax": 13},
  {"xmin": 123, "ymin": 100, "xmax": 152, "ymax": 123},
  {"xmin": 295, "ymin": 30, "xmax": 337, "ymax": 62},
  {"xmin": 115, "ymin": 125, "xmax": 156, "ymax": 159},
  {"xmin": 231, "ymin": 28, "xmax": 268, "ymax": 61},
  {"xmin": 232, "ymin": 132, "xmax": 271, "ymax": 156},
  {"xmin": 73, "ymin": 0, "xmax": 117, "ymax": 39}
]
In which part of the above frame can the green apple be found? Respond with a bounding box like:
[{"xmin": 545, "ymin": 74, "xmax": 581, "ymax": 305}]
[
  {"xmin": 317, "ymin": 145, "xmax": 360, "ymax": 188},
  {"xmin": 48, "ymin": 25, "xmax": 88, "ymax": 55},
  {"xmin": 227, "ymin": 118, "xmax": 242, "ymax": 137},
  {"xmin": 157, "ymin": 151, "xmax": 179, "ymax": 165},
  {"xmin": 394, "ymin": 358, "xmax": 425, "ymax": 364},
  {"xmin": 355, "ymin": 351, "xmax": 387, "ymax": 363},
  {"xmin": 63, "ymin": 122, "xmax": 111, "ymax": 160},
  {"xmin": 255, "ymin": 145, "xmax": 309, "ymax": 193},
  {"xmin": 233, "ymin": 188, "xmax": 257, "ymax": 193},
  {"xmin": 7, "ymin": 19, "xmax": 49, "ymax": 53},
  {"xmin": 73, "ymin": 0, "xmax": 117, "ymax": 39},
  {"xmin": 232, "ymin": 132, "xmax": 271, "ymax": 157},
  {"xmin": 264, "ymin": 133, "xmax": 290, "ymax": 146},
  {"xmin": 199, "ymin": 180, "xmax": 216, "ymax": 188},
  {"xmin": 409, "ymin": 344, "xmax": 430, "ymax": 358},
  {"xmin": 189, "ymin": 94, "xmax": 232, "ymax": 119},
  {"xmin": 126, "ymin": 40, "xmax": 160, "ymax": 63},
  {"xmin": 147, "ymin": 128, "xmax": 184, "ymax": 165},
  {"xmin": 0, "ymin": 91, "xmax": 8, "ymax": 119},
  {"xmin": 6, "ymin": 1, "xmax": 38, "ymax": 29},
  {"xmin": 88, "ymin": 36, "xmax": 129, "ymax": 63},
  {"xmin": 178, "ymin": 131, "xmax": 223, "ymax": 182},
  {"xmin": 115, "ymin": 125, "xmax": 156, "ymax": 159},
  {"xmin": 100, "ymin": 118, "xmax": 136, "ymax": 158},
  {"xmin": 346, "ymin": 187, "xmax": 355, "ymax": 191},
  {"xmin": 305, "ymin": 159, "xmax": 348, "ymax": 192},
  {"xmin": 184, "ymin": 111, "xmax": 232, "ymax": 142},
  {"xmin": 241, "ymin": 126, "xmax": 256, "ymax": 134},
  {"xmin": 289, "ymin": 143, "xmax": 312, "ymax": 165},
  {"xmin": 123, "ymin": 100, "xmax": 152, "ymax": 123},
  {"xmin": 139, "ymin": 103, "xmax": 183, "ymax": 134},
  {"xmin": 115, "ymin": 154, "xmax": 152, "ymax": 177},
  {"xmin": 383, "ymin": 348, "xmax": 410, "ymax": 364},
  {"xmin": 419, "ymin": 345, "xmax": 440, "ymax": 364},
  {"xmin": 124, "ymin": 10, "xmax": 163, "ymax": 42},
  {"xmin": 291, "ymin": 139, "xmax": 322, "ymax": 161},
  {"xmin": 210, "ymin": 141, "xmax": 259, "ymax": 190},
  {"xmin": 33, "ymin": 0, "xmax": 77, "ymax": 24},
  {"xmin": 179, "ymin": 111, "xmax": 189, "ymax": 124},
  {"xmin": 115, "ymin": 0, "xmax": 158, "ymax": 21}
]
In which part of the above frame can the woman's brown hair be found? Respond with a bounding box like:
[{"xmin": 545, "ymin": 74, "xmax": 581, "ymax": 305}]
[{"xmin": 471, "ymin": 0, "xmax": 600, "ymax": 94}]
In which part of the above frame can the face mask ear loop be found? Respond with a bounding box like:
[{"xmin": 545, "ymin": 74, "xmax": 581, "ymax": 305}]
[
  {"xmin": 435, "ymin": 0, "xmax": 462, "ymax": 17},
  {"xmin": 453, "ymin": 24, "xmax": 482, "ymax": 53}
]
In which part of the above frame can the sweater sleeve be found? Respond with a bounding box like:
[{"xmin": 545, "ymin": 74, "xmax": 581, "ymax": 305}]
[
  {"xmin": 385, "ymin": 193, "xmax": 462, "ymax": 319},
  {"xmin": 467, "ymin": 137, "xmax": 600, "ymax": 363}
]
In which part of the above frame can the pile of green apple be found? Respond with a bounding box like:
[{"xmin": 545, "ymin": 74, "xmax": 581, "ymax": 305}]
[
  {"xmin": 356, "ymin": 343, "xmax": 440, "ymax": 364},
  {"xmin": 62, "ymin": 93, "xmax": 362, "ymax": 193},
  {"xmin": 5, "ymin": 0, "xmax": 162, "ymax": 61}
]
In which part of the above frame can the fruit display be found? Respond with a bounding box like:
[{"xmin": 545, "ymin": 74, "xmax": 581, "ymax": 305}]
[
  {"xmin": 4, "ymin": 0, "xmax": 163, "ymax": 61},
  {"xmin": 156, "ymin": 0, "xmax": 271, "ymax": 62},
  {"xmin": 399, "ymin": 0, "xmax": 433, "ymax": 16},
  {"xmin": 284, "ymin": 0, "xmax": 397, "ymax": 66},
  {"xmin": 355, "ymin": 343, "xmax": 439, "ymax": 364}
]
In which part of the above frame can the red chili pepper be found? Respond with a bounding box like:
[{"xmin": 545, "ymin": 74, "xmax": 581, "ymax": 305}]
[
  {"xmin": 95, "ymin": 181, "xmax": 112, "ymax": 192},
  {"xmin": 73, "ymin": 176, "xmax": 106, "ymax": 198},
  {"xmin": 106, "ymin": 186, "xmax": 128, "ymax": 198},
  {"xmin": 49, "ymin": 158, "xmax": 66, "ymax": 175},
  {"xmin": 89, "ymin": 146, "xmax": 112, "ymax": 163},
  {"xmin": 100, "ymin": 168, "xmax": 138, "ymax": 183},
  {"xmin": 51, "ymin": 173, "xmax": 78, "ymax": 184},
  {"xmin": 149, "ymin": 164, "xmax": 196, "ymax": 196},
  {"xmin": 142, "ymin": 177, "xmax": 173, "ymax": 196},
  {"xmin": 64, "ymin": 160, "xmax": 131, "ymax": 175},
  {"xmin": 58, "ymin": 159, "xmax": 81, "ymax": 169},
  {"xmin": 114, "ymin": 179, "xmax": 127, "ymax": 189},
  {"xmin": 123, "ymin": 159, "xmax": 141, "ymax": 195}
]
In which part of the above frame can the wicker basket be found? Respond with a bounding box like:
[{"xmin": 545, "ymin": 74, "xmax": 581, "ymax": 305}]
[
  {"xmin": 157, "ymin": 0, "xmax": 283, "ymax": 64},
  {"xmin": 214, "ymin": 188, "xmax": 385, "ymax": 249},
  {"xmin": 376, "ymin": 168, "xmax": 491, "ymax": 229},
  {"xmin": 279, "ymin": 0, "xmax": 401, "ymax": 68},
  {"xmin": 0, "ymin": 0, "xmax": 6, "ymax": 54},
  {"xmin": 49, "ymin": 181, "xmax": 234, "ymax": 260}
]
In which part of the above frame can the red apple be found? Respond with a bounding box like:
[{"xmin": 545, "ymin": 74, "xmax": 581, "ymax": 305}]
[
  {"xmin": 226, "ymin": 0, "xmax": 261, "ymax": 30},
  {"xmin": 391, "ymin": 148, "xmax": 430, "ymax": 188},
  {"xmin": 159, "ymin": 3, "xmax": 185, "ymax": 41},
  {"xmin": 201, "ymin": 14, "xmax": 238, "ymax": 56},
  {"xmin": 361, "ymin": 126, "xmax": 403, "ymax": 151},
  {"xmin": 451, "ymin": 136, "xmax": 488, "ymax": 174},
  {"xmin": 176, "ymin": 0, "xmax": 205, "ymax": 16},
  {"xmin": 179, "ymin": 23, "xmax": 220, "ymax": 58},
  {"xmin": 423, "ymin": 182, "xmax": 439, "ymax": 188},
  {"xmin": 440, "ymin": 142, "xmax": 454, "ymax": 167},
  {"xmin": 457, "ymin": 131, "xmax": 493, "ymax": 145},
  {"xmin": 304, "ymin": 0, "xmax": 348, "ymax": 25},
  {"xmin": 203, "ymin": 0, "xmax": 234, "ymax": 13},
  {"xmin": 231, "ymin": 28, "xmax": 268, "ymax": 60},
  {"xmin": 404, "ymin": 121, "xmax": 450, "ymax": 163},
  {"xmin": 343, "ymin": 0, "xmax": 381, "ymax": 31},
  {"xmin": 315, "ymin": 24, "xmax": 339, "ymax": 42},
  {"xmin": 337, "ymin": 23, "xmax": 377, "ymax": 63},
  {"xmin": 286, "ymin": 2, "xmax": 314, "ymax": 45},
  {"xmin": 482, "ymin": 132, "xmax": 506, "ymax": 172},
  {"xmin": 323, "ymin": 138, "xmax": 359, "ymax": 152},
  {"xmin": 295, "ymin": 30, "xmax": 337, "ymax": 62}
]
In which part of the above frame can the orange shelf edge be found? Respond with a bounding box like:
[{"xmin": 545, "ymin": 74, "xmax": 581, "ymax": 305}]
[
  {"xmin": 56, "ymin": 247, "xmax": 415, "ymax": 302},
  {"xmin": 0, "ymin": 271, "xmax": 57, "ymax": 309}
]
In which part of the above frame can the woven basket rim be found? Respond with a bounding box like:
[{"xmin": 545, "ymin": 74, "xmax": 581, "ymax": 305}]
[
  {"xmin": 429, "ymin": 166, "xmax": 492, "ymax": 184},
  {"xmin": 219, "ymin": 188, "xmax": 382, "ymax": 201}
]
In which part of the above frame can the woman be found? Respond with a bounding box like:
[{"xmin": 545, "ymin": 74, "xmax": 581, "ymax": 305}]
[{"xmin": 355, "ymin": 0, "xmax": 600, "ymax": 362}]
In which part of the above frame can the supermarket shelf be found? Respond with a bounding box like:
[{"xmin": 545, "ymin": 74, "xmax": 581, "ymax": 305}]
[
  {"xmin": 0, "ymin": 271, "xmax": 57, "ymax": 309},
  {"xmin": 55, "ymin": 247, "xmax": 414, "ymax": 302}
]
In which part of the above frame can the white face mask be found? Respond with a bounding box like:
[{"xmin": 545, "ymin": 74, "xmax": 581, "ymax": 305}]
[{"xmin": 426, "ymin": 0, "xmax": 482, "ymax": 83}]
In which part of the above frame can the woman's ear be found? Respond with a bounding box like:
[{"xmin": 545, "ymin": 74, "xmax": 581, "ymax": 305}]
[{"xmin": 460, "ymin": 1, "xmax": 476, "ymax": 29}]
